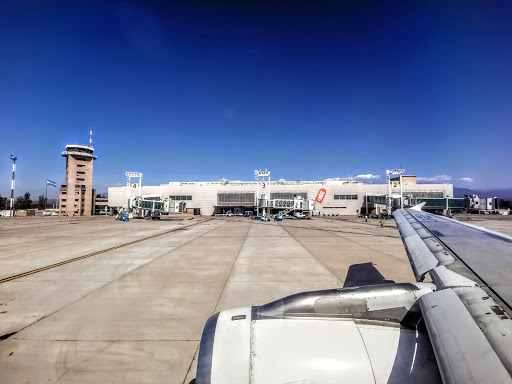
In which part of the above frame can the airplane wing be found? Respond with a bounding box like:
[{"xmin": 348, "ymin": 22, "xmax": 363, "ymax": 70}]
[{"xmin": 394, "ymin": 208, "xmax": 512, "ymax": 383}]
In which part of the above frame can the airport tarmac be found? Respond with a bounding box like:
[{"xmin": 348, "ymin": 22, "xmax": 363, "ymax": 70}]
[{"xmin": 0, "ymin": 214, "xmax": 509, "ymax": 383}]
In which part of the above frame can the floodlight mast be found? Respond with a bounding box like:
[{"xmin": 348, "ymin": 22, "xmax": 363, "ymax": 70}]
[
  {"xmin": 386, "ymin": 169, "xmax": 405, "ymax": 212},
  {"xmin": 255, "ymin": 169, "xmax": 271, "ymax": 216},
  {"xmin": 254, "ymin": 170, "xmax": 259, "ymax": 216},
  {"xmin": 126, "ymin": 172, "xmax": 143, "ymax": 207},
  {"xmin": 10, "ymin": 155, "xmax": 17, "ymax": 217}
]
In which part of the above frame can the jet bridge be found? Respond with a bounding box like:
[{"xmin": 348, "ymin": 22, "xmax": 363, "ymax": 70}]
[
  {"xmin": 259, "ymin": 196, "xmax": 315, "ymax": 217},
  {"xmin": 129, "ymin": 196, "xmax": 164, "ymax": 219}
]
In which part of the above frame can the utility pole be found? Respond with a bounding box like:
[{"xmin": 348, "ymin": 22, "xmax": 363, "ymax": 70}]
[{"xmin": 10, "ymin": 155, "xmax": 17, "ymax": 217}]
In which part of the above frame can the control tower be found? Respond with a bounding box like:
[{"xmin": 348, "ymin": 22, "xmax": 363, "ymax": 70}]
[{"xmin": 58, "ymin": 145, "xmax": 97, "ymax": 216}]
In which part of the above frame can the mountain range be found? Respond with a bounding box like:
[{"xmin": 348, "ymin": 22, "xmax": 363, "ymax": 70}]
[{"xmin": 454, "ymin": 187, "xmax": 512, "ymax": 200}]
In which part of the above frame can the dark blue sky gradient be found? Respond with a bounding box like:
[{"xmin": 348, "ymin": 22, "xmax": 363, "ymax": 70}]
[{"xmin": 1, "ymin": 1, "xmax": 511, "ymax": 197}]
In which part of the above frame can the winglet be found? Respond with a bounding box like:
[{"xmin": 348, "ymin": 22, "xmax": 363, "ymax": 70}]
[{"xmin": 411, "ymin": 202, "xmax": 426, "ymax": 211}]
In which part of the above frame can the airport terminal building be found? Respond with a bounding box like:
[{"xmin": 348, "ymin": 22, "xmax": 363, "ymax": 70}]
[{"xmin": 108, "ymin": 174, "xmax": 453, "ymax": 216}]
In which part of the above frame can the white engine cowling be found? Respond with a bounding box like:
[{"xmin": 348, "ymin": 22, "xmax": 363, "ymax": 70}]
[{"xmin": 196, "ymin": 283, "xmax": 442, "ymax": 384}]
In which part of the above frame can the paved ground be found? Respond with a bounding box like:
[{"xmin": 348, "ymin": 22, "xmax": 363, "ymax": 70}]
[
  {"xmin": 452, "ymin": 213, "xmax": 512, "ymax": 236},
  {"xmin": 1, "ymin": 214, "xmax": 504, "ymax": 383}
]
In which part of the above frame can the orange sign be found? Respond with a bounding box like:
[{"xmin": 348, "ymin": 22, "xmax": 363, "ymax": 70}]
[{"xmin": 315, "ymin": 188, "xmax": 326, "ymax": 203}]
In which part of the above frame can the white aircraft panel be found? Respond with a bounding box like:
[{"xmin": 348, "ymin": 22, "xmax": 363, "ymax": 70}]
[
  {"xmin": 211, "ymin": 307, "xmax": 252, "ymax": 384},
  {"xmin": 251, "ymin": 319, "xmax": 374, "ymax": 384},
  {"xmin": 358, "ymin": 325, "xmax": 441, "ymax": 384}
]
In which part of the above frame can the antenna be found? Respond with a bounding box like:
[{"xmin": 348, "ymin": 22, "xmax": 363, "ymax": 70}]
[{"xmin": 89, "ymin": 126, "xmax": 93, "ymax": 147}]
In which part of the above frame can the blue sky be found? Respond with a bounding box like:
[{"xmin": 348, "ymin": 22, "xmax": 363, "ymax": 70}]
[{"xmin": 1, "ymin": 1, "xmax": 511, "ymax": 198}]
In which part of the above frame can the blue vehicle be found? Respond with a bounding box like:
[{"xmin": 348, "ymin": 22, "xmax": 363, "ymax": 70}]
[
  {"xmin": 252, "ymin": 215, "xmax": 270, "ymax": 221},
  {"xmin": 274, "ymin": 215, "xmax": 283, "ymax": 221}
]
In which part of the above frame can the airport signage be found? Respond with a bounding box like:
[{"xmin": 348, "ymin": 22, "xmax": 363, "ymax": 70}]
[
  {"xmin": 316, "ymin": 188, "xmax": 327, "ymax": 203},
  {"xmin": 258, "ymin": 171, "xmax": 270, "ymax": 177}
]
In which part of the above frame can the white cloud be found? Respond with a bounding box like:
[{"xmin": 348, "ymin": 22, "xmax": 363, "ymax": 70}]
[
  {"xmin": 356, "ymin": 174, "xmax": 380, "ymax": 180},
  {"xmin": 324, "ymin": 174, "xmax": 380, "ymax": 182},
  {"xmin": 417, "ymin": 175, "xmax": 452, "ymax": 183},
  {"xmin": 417, "ymin": 175, "xmax": 474, "ymax": 184},
  {"xmin": 324, "ymin": 177, "xmax": 355, "ymax": 181}
]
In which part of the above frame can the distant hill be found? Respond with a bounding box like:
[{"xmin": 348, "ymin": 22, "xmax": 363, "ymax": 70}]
[{"xmin": 454, "ymin": 187, "xmax": 512, "ymax": 199}]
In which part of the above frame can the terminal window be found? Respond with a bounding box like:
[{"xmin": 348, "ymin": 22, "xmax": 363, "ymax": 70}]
[
  {"xmin": 334, "ymin": 195, "xmax": 358, "ymax": 200},
  {"xmin": 217, "ymin": 193, "xmax": 254, "ymax": 204},
  {"xmin": 367, "ymin": 195, "xmax": 387, "ymax": 204},
  {"xmin": 170, "ymin": 196, "xmax": 192, "ymax": 200},
  {"xmin": 139, "ymin": 200, "xmax": 164, "ymax": 209}
]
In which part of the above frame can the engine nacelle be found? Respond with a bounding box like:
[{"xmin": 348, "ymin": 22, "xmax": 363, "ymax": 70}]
[{"xmin": 196, "ymin": 283, "xmax": 442, "ymax": 384}]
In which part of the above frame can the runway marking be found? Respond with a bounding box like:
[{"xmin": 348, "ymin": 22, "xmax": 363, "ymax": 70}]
[{"xmin": 0, "ymin": 219, "xmax": 211, "ymax": 284}]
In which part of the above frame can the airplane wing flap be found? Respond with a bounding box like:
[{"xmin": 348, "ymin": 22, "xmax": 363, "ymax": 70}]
[
  {"xmin": 420, "ymin": 289, "xmax": 512, "ymax": 384},
  {"xmin": 403, "ymin": 235, "xmax": 439, "ymax": 279},
  {"xmin": 394, "ymin": 209, "xmax": 455, "ymax": 280},
  {"xmin": 430, "ymin": 266, "xmax": 479, "ymax": 289}
]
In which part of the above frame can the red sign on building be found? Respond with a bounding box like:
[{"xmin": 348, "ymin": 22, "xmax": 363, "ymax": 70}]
[{"xmin": 315, "ymin": 188, "xmax": 326, "ymax": 203}]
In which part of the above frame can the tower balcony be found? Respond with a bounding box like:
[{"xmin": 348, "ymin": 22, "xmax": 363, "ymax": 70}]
[{"xmin": 61, "ymin": 145, "xmax": 97, "ymax": 160}]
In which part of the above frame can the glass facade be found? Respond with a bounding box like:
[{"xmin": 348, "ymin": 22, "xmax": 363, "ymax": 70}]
[
  {"xmin": 170, "ymin": 196, "xmax": 192, "ymax": 200},
  {"xmin": 411, "ymin": 198, "xmax": 469, "ymax": 209},
  {"xmin": 334, "ymin": 195, "xmax": 358, "ymax": 200},
  {"xmin": 406, "ymin": 191, "xmax": 445, "ymax": 198},
  {"xmin": 367, "ymin": 195, "xmax": 387, "ymax": 204},
  {"xmin": 139, "ymin": 200, "xmax": 164, "ymax": 209},
  {"xmin": 217, "ymin": 192, "xmax": 255, "ymax": 204}
]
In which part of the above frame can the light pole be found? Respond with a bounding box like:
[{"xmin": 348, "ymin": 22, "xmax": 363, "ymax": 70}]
[
  {"xmin": 400, "ymin": 173, "xmax": 404, "ymax": 209},
  {"xmin": 386, "ymin": 169, "xmax": 405, "ymax": 212},
  {"xmin": 10, "ymin": 155, "xmax": 17, "ymax": 217},
  {"xmin": 254, "ymin": 170, "xmax": 258, "ymax": 216},
  {"xmin": 255, "ymin": 169, "xmax": 271, "ymax": 217}
]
